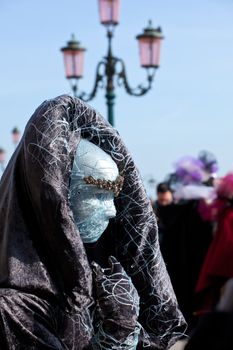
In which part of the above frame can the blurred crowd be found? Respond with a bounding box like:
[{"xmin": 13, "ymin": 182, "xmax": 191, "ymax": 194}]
[{"xmin": 152, "ymin": 151, "xmax": 233, "ymax": 349}]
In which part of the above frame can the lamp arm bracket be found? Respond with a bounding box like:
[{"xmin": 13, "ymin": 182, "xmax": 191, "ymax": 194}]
[
  {"xmin": 116, "ymin": 58, "xmax": 156, "ymax": 96},
  {"xmin": 77, "ymin": 60, "xmax": 106, "ymax": 101}
]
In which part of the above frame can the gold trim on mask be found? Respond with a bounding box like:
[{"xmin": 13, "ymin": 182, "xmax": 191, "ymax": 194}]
[{"xmin": 83, "ymin": 174, "xmax": 124, "ymax": 197}]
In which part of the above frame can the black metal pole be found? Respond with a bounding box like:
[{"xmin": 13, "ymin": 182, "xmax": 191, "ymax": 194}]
[{"xmin": 105, "ymin": 30, "xmax": 115, "ymax": 126}]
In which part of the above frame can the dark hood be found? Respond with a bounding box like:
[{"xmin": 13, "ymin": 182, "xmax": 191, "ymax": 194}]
[{"xmin": 0, "ymin": 95, "xmax": 186, "ymax": 349}]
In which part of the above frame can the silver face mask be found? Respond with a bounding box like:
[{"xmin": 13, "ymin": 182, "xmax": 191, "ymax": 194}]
[{"xmin": 69, "ymin": 139, "xmax": 119, "ymax": 243}]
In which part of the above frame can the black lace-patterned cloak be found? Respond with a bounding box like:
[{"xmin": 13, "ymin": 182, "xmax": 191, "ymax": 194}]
[{"xmin": 0, "ymin": 95, "xmax": 186, "ymax": 349}]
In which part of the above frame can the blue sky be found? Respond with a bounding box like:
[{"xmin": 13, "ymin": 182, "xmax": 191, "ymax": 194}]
[{"xmin": 0, "ymin": 0, "xmax": 233, "ymax": 196}]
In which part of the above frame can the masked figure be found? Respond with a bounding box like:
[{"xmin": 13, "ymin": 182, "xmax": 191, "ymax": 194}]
[
  {"xmin": 0, "ymin": 95, "xmax": 186, "ymax": 349},
  {"xmin": 69, "ymin": 138, "xmax": 119, "ymax": 244}
]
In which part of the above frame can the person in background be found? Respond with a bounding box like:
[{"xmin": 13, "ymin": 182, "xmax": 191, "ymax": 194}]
[
  {"xmin": 152, "ymin": 182, "xmax": 174, "ymax": 246},
  {"xmin": 159, "ymin": 157, "xmax": 214, "ymax": 331},
  {"xmin": 154, "ymin": 182, "xmax": 173, "ymax": 207},
  {"xmin": 195, "ymin": 173, "xmax": 233, "ymax": 315},
  {"xmin": 185, "ymin": 278, "xmax": 233, "ymax": 350}
]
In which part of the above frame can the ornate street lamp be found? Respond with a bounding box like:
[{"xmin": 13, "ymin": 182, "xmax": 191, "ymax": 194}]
[
  {"xmin": 0, "ymin": 148, "xmax": 6, "ymax": 172},
  {"xmin": 136, "ymin": 20, "xmax": 163, "ymax": 68},
  {"xmin": 98, "ymin": 0, "xmax": 120, "ymax": 25},
  {"xmin": 61, "ymin": 1, "xmax": 164, "ymax": 126},
  {"xmin": 0, "ymin": 128, "xmax": 21, "ymax": 177},
  {"xmin": 61, "ymin": 34, "xmax": 86, "ymax": 96}
]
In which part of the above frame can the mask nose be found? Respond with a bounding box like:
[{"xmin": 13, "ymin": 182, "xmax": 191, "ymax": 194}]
[{"xmin": 104, "ymin": 200, "xmax": 117, "ymax": 218}]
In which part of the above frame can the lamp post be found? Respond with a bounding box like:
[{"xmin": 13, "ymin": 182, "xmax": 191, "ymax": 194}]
[
  {"xmin": 143, "ymin": 174, "xmax": 157, "ymax": 200},
  {"xmin": 0, "ymin": 148, "xmax": 6, "ymax": 173},
  {"xmin": 0, "ymin": 127, "xmax": 21, "ymax": 178},
  {"xmin": 61, "ymin": 0, "xmax": 164, "ymax": 126}
]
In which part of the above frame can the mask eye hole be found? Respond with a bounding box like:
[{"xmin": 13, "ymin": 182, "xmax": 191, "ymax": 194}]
[{"xmin": 95, "ymin": 193, "xmax": 106, "ymax": 200}]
